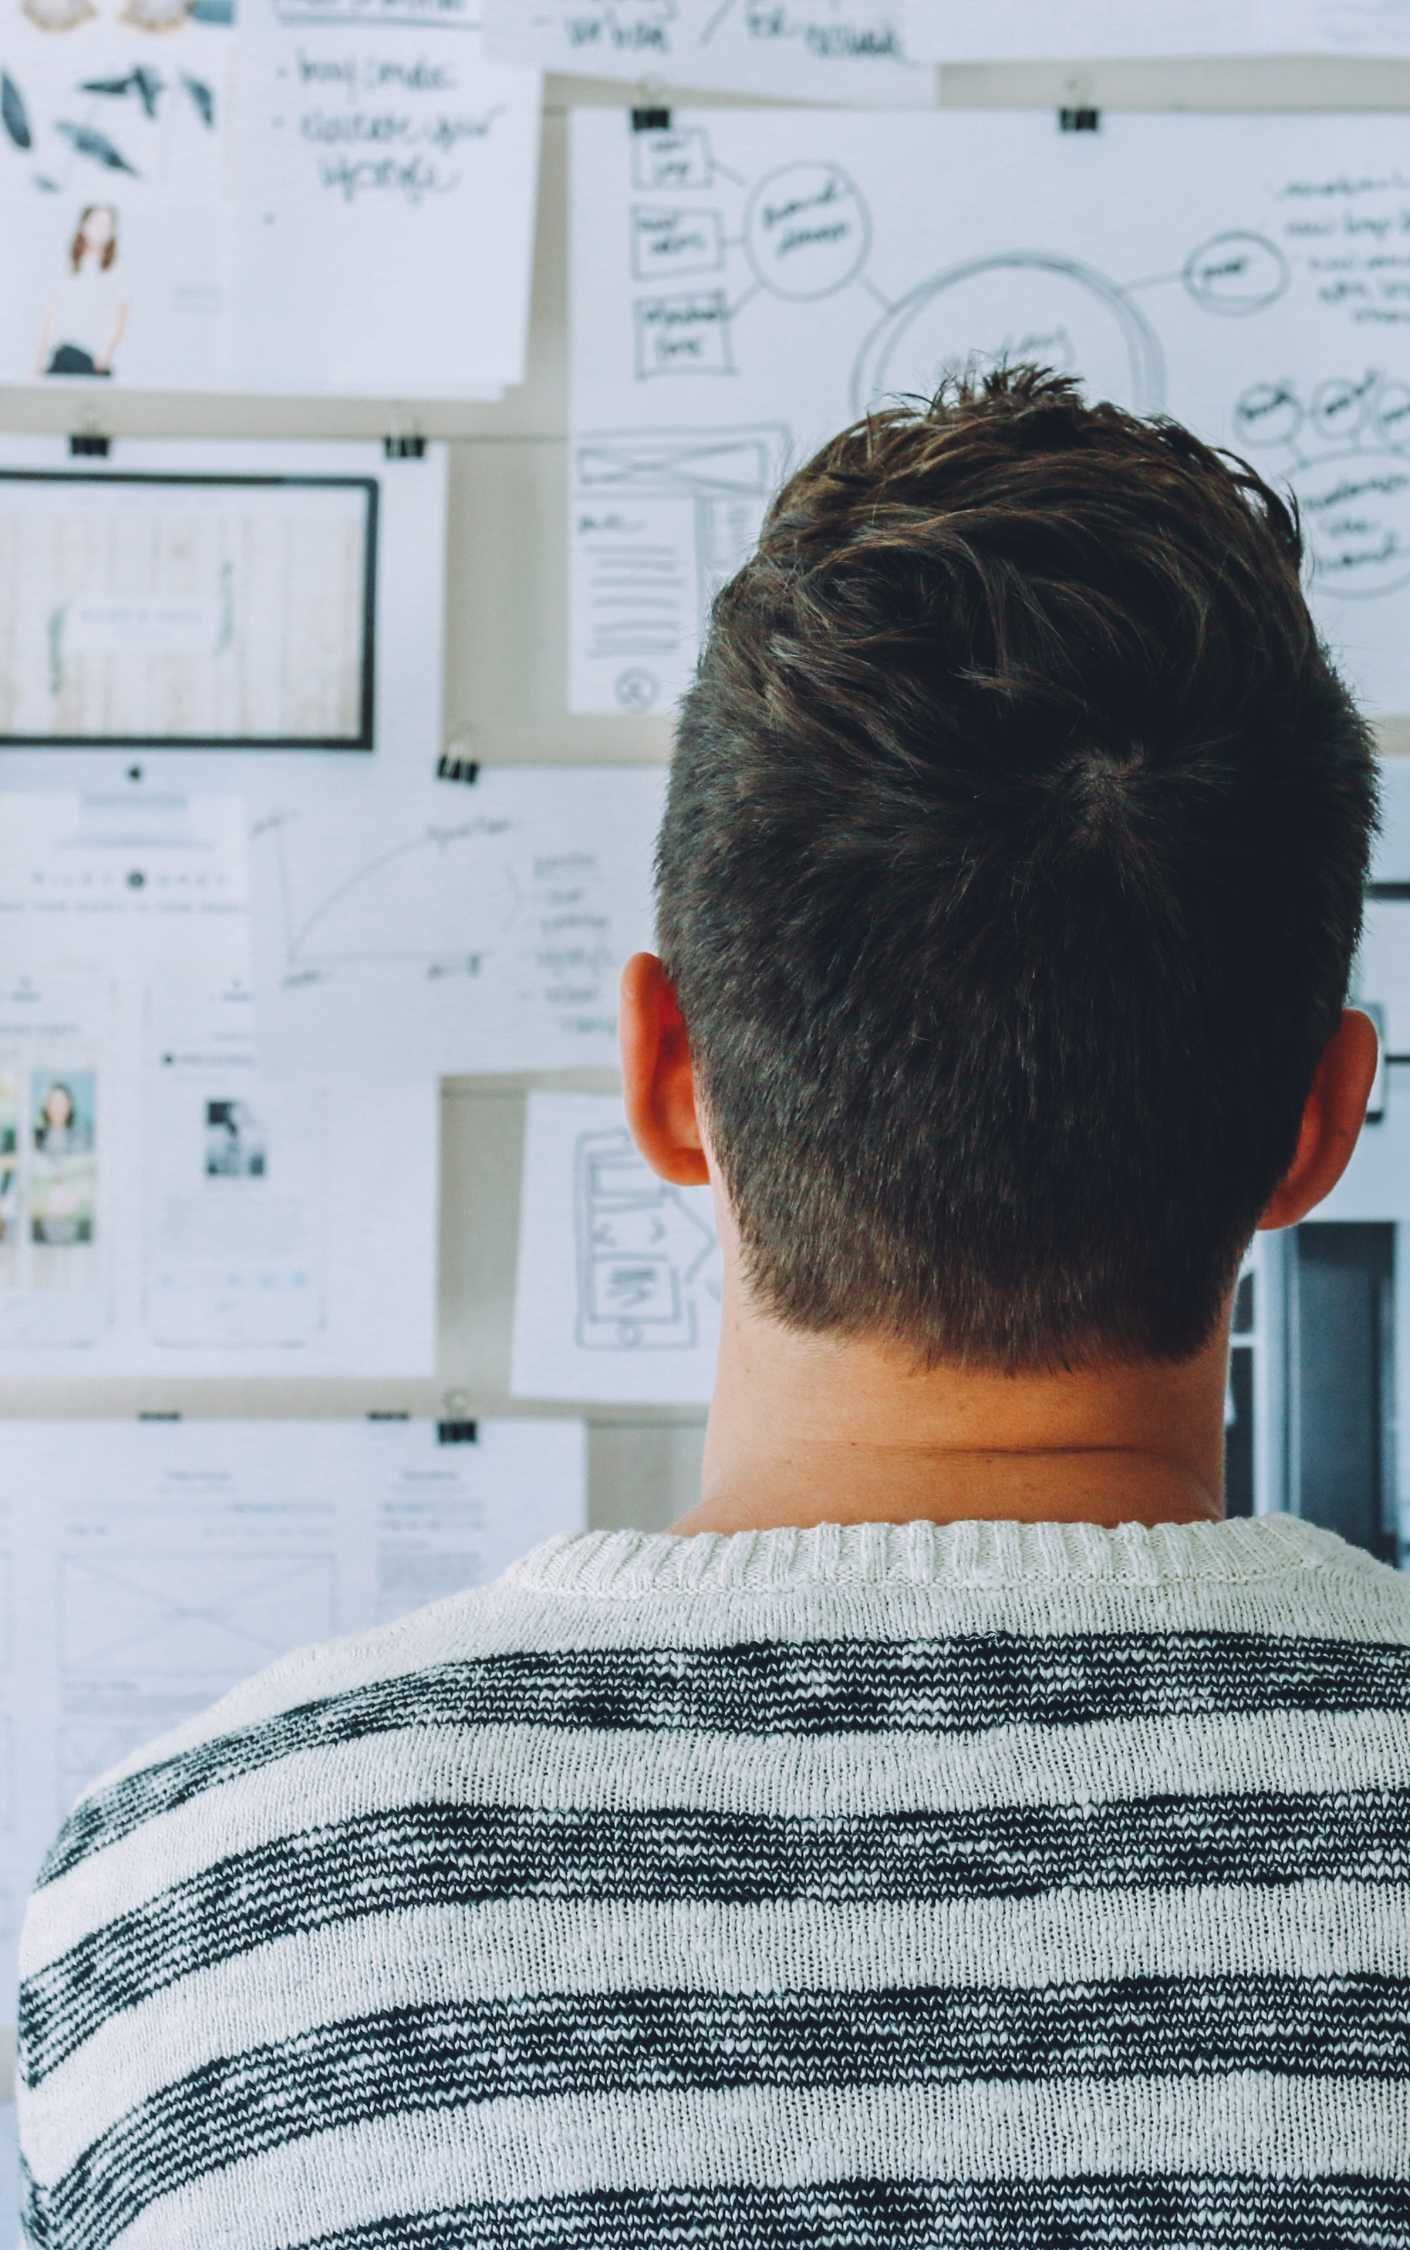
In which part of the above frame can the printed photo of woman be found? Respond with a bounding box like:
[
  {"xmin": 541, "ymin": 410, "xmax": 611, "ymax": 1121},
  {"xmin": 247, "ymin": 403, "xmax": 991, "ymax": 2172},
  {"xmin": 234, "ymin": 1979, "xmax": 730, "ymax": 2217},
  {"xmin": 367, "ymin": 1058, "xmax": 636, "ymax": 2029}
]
[{"xmin": 36, "ymin": 203, "xmax": 128, "ymax": 378}]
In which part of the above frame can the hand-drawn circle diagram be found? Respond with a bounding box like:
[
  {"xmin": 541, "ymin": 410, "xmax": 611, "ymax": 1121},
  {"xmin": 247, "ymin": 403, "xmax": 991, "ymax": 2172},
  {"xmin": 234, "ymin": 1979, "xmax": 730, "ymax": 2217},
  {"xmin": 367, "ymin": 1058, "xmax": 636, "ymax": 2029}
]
[
  {"xmin": 744, "ymin": 161, "xmax": 872, "ymax": 303},
  {"xmin": 1231, "ymin": 370, "xmax": 1410, "ymax": 600},
  {"xmin": 1288, "ymin": 452, "xmax": 1410, "ymax": 601},
  {"xmin": 1183, "ymin": 231, "xmax": 1290, "ymax": 318},
  {"xmin": 850, "ymin": 254, "xmax": 1166, "ymax": 422}
]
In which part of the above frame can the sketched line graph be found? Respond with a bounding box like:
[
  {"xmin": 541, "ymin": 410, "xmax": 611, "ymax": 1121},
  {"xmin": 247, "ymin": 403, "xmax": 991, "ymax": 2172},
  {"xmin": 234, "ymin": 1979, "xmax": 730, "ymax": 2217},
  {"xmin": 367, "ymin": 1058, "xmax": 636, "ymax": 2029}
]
[
  {"xmin": 60, "ymin": 1550, "xmax": 338, "ymax": 1675},
  {"xmin": 263, "ymin": 810, "xmax": 524, "ymax": 975},
  {"xmin": 575, "ymin": 1125, "xmax": 719, "ymax": 1350}
]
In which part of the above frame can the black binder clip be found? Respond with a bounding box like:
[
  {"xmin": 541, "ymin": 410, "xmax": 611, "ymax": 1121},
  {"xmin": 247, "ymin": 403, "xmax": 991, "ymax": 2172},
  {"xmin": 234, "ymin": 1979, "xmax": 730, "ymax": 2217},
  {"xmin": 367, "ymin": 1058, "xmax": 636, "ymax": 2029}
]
[
  {"xmin": 384, "ymin": 434, "xmax": 426, "ymax": 460},
  {"xmin": 69, "ymin": 432, "xmax": 111, "ymax": 458},
  {"xmin": 1059, "ymin": 107, "xmax": 1101, "ymax": 133},
  {"xmin": 138, "ymin": 1409, "xmax": 181, "ymax": 1422},
  {"xmin": 436, "ymin": 751, "xmax": 480, "ymax": 785},
  {"xmin": 437, "ymin": 1419, "xmax": 479, "ymax": 1446},
  {"xmin": 632, "ymin": 106, "xmax": 671, "ymax": 132}
]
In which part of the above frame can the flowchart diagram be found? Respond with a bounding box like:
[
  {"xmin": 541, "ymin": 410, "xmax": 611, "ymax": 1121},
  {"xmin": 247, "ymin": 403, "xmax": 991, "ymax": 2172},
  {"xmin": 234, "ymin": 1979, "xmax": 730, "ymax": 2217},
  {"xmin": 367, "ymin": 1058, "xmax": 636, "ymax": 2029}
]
[{"xmin": 572, "ymin": 108, "xmax": 1410, "ymax": 714}]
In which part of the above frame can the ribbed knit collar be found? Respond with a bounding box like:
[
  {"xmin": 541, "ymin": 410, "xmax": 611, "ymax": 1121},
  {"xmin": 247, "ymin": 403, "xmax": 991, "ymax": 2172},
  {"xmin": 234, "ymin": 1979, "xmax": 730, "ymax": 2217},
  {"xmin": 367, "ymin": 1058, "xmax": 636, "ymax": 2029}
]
[{"xmin": 507, "ymin": 1514, "xmax": 1376, "ymax": 1598}]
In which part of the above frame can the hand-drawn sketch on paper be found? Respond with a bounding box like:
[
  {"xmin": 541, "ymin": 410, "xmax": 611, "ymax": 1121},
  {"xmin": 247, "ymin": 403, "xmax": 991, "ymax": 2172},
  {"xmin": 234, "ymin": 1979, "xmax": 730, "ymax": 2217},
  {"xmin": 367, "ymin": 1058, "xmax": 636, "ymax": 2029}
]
[
  {"xmin": 571, "ymin": 109, "xmax": 1410, "ymax": 717},
  {"xmin": 486, "ymin": 0, "xmax": 928, "ymax": 105},
  {"xmin": 513, "ymin": 1093, "xmax": 721, "ymax": 1403},
  {"xmin": 574, "ymin": 1121, "xmax": 718, "ymax": 1352}
]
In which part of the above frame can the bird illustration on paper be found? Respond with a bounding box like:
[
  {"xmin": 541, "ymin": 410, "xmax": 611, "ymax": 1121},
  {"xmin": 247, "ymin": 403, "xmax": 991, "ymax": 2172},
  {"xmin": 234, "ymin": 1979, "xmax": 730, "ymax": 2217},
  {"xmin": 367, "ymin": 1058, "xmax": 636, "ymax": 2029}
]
[
  {"xmin": 182, "ymin": 73, "xmax": 216, "ymax": 126},
  {"xmin": 1, "ymin": 72, "xmax": 32, "ymax": 151},
  {"xmin": 79, "ymin": 66, "xmax": 165, "ymax": 118},
  {"xmin": 54, "ymin": 120, "xmax": 141, "ymax": 174}
]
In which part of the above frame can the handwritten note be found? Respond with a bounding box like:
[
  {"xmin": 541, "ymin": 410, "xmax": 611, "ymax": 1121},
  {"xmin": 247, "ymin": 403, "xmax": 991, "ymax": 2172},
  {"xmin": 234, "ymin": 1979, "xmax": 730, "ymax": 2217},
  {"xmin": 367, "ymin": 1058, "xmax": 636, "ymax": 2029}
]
[
  {"xmin": 906, "ymin": 0, "xmax": 1410, "ymax": 61},
  {"xmin": 236, "ymin": 0, "xmax": 542, "ymax": 396},
  {"xmin": 571, "ymin": 107, "xmax": 1410, "ymax": 717},
  {"xmin": 485, "ymin": 0, "xmax": 930, "ymax": 104}
]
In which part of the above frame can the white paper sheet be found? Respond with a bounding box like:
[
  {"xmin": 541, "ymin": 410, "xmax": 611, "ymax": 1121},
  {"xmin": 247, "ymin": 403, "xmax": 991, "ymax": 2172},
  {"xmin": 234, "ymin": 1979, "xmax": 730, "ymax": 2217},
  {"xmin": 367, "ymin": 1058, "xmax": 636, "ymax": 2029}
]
[
  {"xmin": 907, "ymin": 0, "xmax": 1410, "ymax": 62},
  {"xmin": 0, "ymin": 437, "xmax": 445, "ymax": 788},
  {"xmin": 485, "ymin": 0, "xmax": 930, "ymax": 105},
  {"xmin": 570, "ymin": 108, "xmax": 1410, "ymax": 718},
  {"xmin": 0, "ymin": 3, "xmax": 539, "ymax": 397},
  {"xmin": 250, "ymin": 764, "xmax": 667, "ymax": 1079},
  {"xmin": 512, "ymin": 1091, "xmax": 719, "ymax": 1404},
  {"xmin": 0, "ymin": 1416, "xmax": 586, "ymax": 1974},
  {"xmin": 0, "ymin": 791, "xmax": 438, "ymax": 1377},
  {"xmin": 0, "ymin": 2, "xmax": 236, "ymax": 392},
  {"xmin": 235, "ymin": 0, "xmax": 543, "ymax": 397}
]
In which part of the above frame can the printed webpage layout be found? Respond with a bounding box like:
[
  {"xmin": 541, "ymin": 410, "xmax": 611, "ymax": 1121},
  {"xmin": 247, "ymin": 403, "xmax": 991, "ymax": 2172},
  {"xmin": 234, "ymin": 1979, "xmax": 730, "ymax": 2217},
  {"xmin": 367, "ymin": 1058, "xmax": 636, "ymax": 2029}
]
[
  {"xmin": 0, "ymin": 1416, "xmax": 588, "ymax": 1983},
  {"xmin": 906, "ymin": 0, "xmax": 1410, "ymax": 61},
  {"xmin": 250, "ymin": 763, "xmax": 668, "ymax": 1079},
  {"xmin": 0, "ymin": 0, "xmax": 540, "ymax": 398},
  {"xmin": 0, "ymin": 790, "xmax": 438, "ymax": 1378},
  {"xmin": 512, "ymin": 1090, "xmax": 720, "ymax": 1406},
  {"xmin": 485, "ymin": 0, "xmax": 928, "ymax": 105},
  {"xmin": 0, "ymin": 435, "xmax": 447, "ymax": 788},
  {"xmin": 569, "ymin": 108, "xmax": 1410, "ymax": 720}
]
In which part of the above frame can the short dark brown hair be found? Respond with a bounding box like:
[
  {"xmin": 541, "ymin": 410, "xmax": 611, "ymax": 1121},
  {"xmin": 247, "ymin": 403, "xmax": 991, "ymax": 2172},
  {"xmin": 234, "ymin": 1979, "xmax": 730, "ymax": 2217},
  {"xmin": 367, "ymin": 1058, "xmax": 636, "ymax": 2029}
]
[{"xmin": 657, "ymin": 366, "xmax": 1379, "ymax": 1371}]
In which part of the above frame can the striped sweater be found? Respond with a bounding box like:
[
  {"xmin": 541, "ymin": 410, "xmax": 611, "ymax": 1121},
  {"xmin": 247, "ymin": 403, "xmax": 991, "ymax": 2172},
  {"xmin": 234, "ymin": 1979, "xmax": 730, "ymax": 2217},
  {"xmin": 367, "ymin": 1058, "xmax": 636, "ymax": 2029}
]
[{"xmin": 16, "ymin": 1513, "xmax": 1410, "ymax": 2248}]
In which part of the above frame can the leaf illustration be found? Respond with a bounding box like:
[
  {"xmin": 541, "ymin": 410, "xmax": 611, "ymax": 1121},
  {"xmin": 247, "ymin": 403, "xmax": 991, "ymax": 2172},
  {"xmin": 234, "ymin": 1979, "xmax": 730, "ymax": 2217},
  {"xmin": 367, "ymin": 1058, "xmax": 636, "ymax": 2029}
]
[
  {"xmin": 55, "ymin": 121, "xmax": 140, "ymax": 176},
  {"xmin": 1, "ymin": 72, "xmax": 32, "ymax": 152},
  {"xmin": 182, "ymin": 72, "xmax": 214, "ymax": 127}
]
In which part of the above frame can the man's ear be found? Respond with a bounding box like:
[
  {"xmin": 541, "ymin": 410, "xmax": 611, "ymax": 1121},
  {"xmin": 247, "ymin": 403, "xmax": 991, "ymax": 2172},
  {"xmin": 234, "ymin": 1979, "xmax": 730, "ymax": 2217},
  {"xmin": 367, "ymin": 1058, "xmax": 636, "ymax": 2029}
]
[
  {"xmin": 620, "ymin": 952, "xmax": 710, "ymax": 1188},
  {"xmin": 1258, "ymin": 1007, "xmax": 1381, "ymax": 1232}
]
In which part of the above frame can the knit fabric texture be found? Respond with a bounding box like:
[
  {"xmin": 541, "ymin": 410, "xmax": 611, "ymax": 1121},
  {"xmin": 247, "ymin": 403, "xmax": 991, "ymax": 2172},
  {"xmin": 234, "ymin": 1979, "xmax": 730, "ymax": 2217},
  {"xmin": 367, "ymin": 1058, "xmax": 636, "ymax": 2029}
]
[{"xmin": 15, "ymin": 1511, "xmax": 1410, "ymax": 2247}]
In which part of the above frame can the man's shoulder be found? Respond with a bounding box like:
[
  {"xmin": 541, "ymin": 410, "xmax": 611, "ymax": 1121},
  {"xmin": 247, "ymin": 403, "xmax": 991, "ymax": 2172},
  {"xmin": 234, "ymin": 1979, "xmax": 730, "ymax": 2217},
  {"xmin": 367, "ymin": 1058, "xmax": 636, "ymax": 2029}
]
[{"xmin": 17, "ymin": 1572, "xmax": 539, "ymax": 1978}]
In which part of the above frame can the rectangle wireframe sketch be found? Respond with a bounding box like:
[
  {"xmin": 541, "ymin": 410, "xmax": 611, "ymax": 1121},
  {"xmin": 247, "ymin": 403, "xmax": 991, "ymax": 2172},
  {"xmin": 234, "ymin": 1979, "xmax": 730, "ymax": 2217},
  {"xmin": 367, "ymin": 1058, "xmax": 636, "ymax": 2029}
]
[
  {"xmin": 572, "ymin": 424, "xmax": 790, "ymax": 715},
  {"xmin": 0, "ymin": 1416, "xmax": 589, "ymax": 1945},
  {"xmin": 513, "ymin": 1092, "xmax": 720, "ymax": 1404},
  {"xmin": 0, "ymin": 472, "xmax": 377, "ymax": 750}
]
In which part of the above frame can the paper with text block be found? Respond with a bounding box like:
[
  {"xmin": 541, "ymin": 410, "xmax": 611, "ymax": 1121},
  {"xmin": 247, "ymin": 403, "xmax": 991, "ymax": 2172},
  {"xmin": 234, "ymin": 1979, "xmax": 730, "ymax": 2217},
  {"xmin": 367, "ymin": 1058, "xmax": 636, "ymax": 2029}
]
[
  {"xmin": 486, "ymin": 0, "xmax": 929, "ymax": 104},
  {"xmin": 236, "ymin": 0, "xmax": 542, "ymax": 396},
  {"xmin": 906, "ymin": 0, "xmax": 1410, "ymax": 61},
  {"xmin": 571, "ymin": 107, "xmax": 1410, "ymax": 718},
  {"xmin": 0, "ymin": 791, "xmax": 437, "ymax": 1377},
  {"xmin": 513, "ymin": 1091, "xmax": 720, "ymax": 1404},
  {"xmin": 251, "ymin": 764, "xmax": 666, "ymax": 1079},
  {"xmin": 0, "ymin": 1416, "xmax": 586, "ymax": 1980}
]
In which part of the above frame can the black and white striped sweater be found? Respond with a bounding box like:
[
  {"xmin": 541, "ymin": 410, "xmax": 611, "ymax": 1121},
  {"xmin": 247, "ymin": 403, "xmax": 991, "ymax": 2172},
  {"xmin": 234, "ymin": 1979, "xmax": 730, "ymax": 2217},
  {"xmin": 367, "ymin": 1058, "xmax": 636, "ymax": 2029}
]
[{"xmin": 17, "ymin": 1513, "xmax": 1410, "ymax": 2247}]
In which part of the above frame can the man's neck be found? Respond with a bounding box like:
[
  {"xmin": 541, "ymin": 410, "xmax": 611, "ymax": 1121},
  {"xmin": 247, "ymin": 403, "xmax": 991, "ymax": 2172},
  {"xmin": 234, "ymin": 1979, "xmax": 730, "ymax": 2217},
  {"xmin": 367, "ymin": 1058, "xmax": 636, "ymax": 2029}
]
[{"xmin": 673, "ymin": 1284, "xmax": 1230, "ymax": 1538}]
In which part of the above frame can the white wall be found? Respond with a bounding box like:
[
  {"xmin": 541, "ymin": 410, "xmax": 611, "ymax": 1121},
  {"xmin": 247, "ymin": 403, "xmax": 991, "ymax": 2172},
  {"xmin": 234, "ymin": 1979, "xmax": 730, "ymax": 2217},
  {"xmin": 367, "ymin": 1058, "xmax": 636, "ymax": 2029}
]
[{"xmin": 1, "ymin": 60, "xmax": 1408, "ymax": 1539}]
